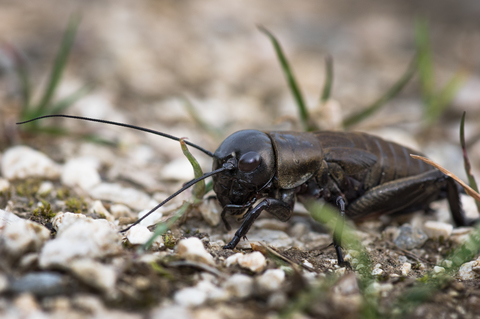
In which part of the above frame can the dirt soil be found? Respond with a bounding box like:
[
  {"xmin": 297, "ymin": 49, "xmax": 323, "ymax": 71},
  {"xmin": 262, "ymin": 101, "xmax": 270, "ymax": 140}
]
[{"xmin": 1, "ymin": 1, "xmax": 480, "ymax": 318}]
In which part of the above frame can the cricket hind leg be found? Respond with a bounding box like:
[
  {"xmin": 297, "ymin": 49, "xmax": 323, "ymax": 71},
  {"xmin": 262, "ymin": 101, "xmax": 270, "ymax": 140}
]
[
  {"xmin": 446, "ymin": 176, "xmax": 478, "ymax": 226},
  {"xmin": 347, "ymin": 169, "xmax": 477, "ymax": 226}
]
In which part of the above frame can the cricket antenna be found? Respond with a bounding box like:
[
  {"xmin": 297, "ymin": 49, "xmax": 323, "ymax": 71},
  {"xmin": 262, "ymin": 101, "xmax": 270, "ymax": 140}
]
[
  {"xmin": 120, "ymin": 162, "xmax": 235, "ymax": 233},
  {"xmin": 17, "ymin": 114, "xmax": 215, "ymax": 157}
]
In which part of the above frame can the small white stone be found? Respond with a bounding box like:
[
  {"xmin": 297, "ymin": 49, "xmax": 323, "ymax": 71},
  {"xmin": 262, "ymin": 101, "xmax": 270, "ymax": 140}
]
[
  {"xmin": 237, "ymin": 252, "xmax": 266, "ymax": 273},
  {"xmin": 0, "ymin": 209, "xmax": 21, "ymax": 229},
  {"xmin": 0, "ymin": 178, "xmax": 10, "ymax": 192},
  {"xmin": 209, "ymin": 240, "xmax": 225, "ymax": 250},
  {"xmin": 462, "ymin": 194, "xmax": 480, "ymax": 219},
  {"xmin": 332, "ymin": 273, "xmax": 359, "ymax": 295},
  {"xmin": 125, "ymin": 224, "xmax": 163, "ymax": 248},
  {"xmin": 267, "ymin": 292, "xmax": 288, "ymax": 310},
  {"xmin": 198, "ymin": 198, "xmax": 222, "ymax": 226},
  {"xmin": 365, "ymin": 282, "xmax": 393, "ymax": 296},
  {"xmin": 176, "ymin": 237, "xmax": 214, "ymax": 265},
  {"xmin": 325, "ymin": 259, "xmax": 338, "ymax": 265},
  {"xmin": 1, "ymin": 146, "xmax": 61, "ymax": 180},
  {"xmin": 90, "ymin": 200, "xmax": 114, "ymax": 222},
  {"xmin": 303, "ymin": 271, "xmax": 318, "ymax": 283},
  {"xmin": 331, "ymin": 274, "xmax": 362, "ymax": 311},
  {"xmin": 138, "ymin": 208, "xmax": 163, "ymax": 227},
  {"xmin": 257, "ymin": 269, "xmax": 285, "ymax": 293},
  {"xmin": 451, "ymin": 227, "xmax": 474, "ymax": 245},
  {"xmin": 69, "ymin": 259, "xmax": 117, "ymax": 293},
  {"xmin": 52, "ymin": 212, "xmax": 87, "ymax": 232},
  {"xmin": 423, "ymin": 221, "xmax": 453, "ymax": 239},
  {"xmin": 37, "ymin": 181, "xmax": 54, "ymax": 196},
  {"xmin": 174, "ymin": 287, "xmax": 207, "ymax": 307},
  {"xmin": 150, "ymin": 305, "xmax": 193, "ymax": 319},
  {"xmin": 458, "ymin": 258, "xmax": 480, "ymax": 280},
  {"xmin": 400, "ymin": 263, "xmax": 411, "ymax": 276},
  {"xmin": 303, "ymin": 260, "xmax": 314, "ymax": 269},
  {"xmin": 110, "ymin": 204, "xmax": 133, "ymax": 218},
  {"xmin": 382, "ymin": 226, "xmax": 400, "ymax": 241},
  {"xmin": 40, "ymin": 215, "xmax": 121, "ymax": 268},
  {"xmin": 223, "ymin": 274, "xmax": 254, "ymax": 298},
  {"xmin": 71, "ymin": 294, "xmax": 105, "ymax": 314},
  {"xmin": 224, "ymin": 252, "xmax": 266, "ymax": 273},
  {"xmin": 443, "ymin": 260, "xmax": 453, "ymax": 268},
  {"xmin": 125, "ymin": 225, "xmax": 152, "ymax": 245},
  {"xmin": 61, "ymin": 157, "xmax": 101, "ymax": 191},
  {"xmin": 195, "ymin": 280, "xmax": 229, "ymax": 302},
  {"xmin": 335, "ymin": 267, "xmax": 346, "ymax": 276},
  {"xmin": 89, "ymin": 182, "xmax": 157, "ymax": 210},
  {"xmin": 331, "ymin": 293, "xmax": 363, "ymax": 313},
  {"xmin": 0, "ymin": 274, "xmax": 8, "ymax": 293},
  {"xmin": 2, "ymin": 217, "xmax": 51, "ymax": 258},
  {"xmin": 225, "ymin": 253, "xmax": 242, "ymax": 267},
  {"xmin": 371, "ymin": 264, "xmax": 383, "ymax": 276},
  {"xmin": 13, "ymin": 293, "xmax": 44, "ymax": 316},
  {"xmin": 434, "ymin": 266, "xmax": 445, "ymax": 274}
]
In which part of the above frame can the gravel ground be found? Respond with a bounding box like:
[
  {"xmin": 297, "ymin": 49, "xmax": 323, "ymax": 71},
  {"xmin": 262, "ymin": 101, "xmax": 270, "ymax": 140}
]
[{"xmin": 1, "ymin": 1, "xmax": 480, "ymax": 318}]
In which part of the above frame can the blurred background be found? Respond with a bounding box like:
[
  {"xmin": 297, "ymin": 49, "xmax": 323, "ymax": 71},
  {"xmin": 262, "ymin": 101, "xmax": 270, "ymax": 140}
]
[{"xmin": 0, "ymin": 0, "xmax": 479, "ymax": 175}]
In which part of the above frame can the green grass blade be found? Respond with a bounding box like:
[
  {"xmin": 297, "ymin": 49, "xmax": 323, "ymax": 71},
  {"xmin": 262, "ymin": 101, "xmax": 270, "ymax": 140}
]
[
  {"xmin": 320, "ymin": 55, "xmax": 334, "ymax": 103},
  {"xmin": 141, "ymin": 202, "xmax": 190, "ymax": 251},
  {"xmin": 343, "ymin": 56, "xmax": 416, "ymax": 128},
  {"xmin": 36, "ymin": 15, "xmax": 80, "ymax": 114},
  {"xmin": 259, "ymin": 26, "xmax": 317, "ymax": 131},
  {"xmin": 415, "ymin": 19, "xmax": 434, "ymax": 102},
  {"xmin": 425, "ymin": 72, "xmax": 464, "ymax": 124},
  {"xmin": 460, "ymin": 112, "xmax": 480, "ymax": 212},
  {"xmin": 180, "ymin": 138, "xmax": 205, "ymax": 200},
  {"xmin": 49, "ymin": 85, "xmax": 91, "ymax": 114}
]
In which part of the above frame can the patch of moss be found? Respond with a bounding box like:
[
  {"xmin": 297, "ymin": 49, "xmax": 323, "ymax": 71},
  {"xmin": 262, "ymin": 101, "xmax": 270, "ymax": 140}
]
[
  {"xmin": 163, "ymin": 234, "xmax": 176, "ymax": 249},
  {"xmin": 65, "ymin": 197, "xmax": 88, "ymax": 214},
  {"xmin": 56, "ymin": 187, "xmax": 70, "ymax": 200},
  {"xmin": 417, "ymin": 275, "xmax": 429, "ymax": 283},
  {"xmin": 33, "ymin": 201, "xmax": 56, "ymax": 219},
  {"xmin": 15, "ymin": 179, "xmax": 41, "ymax": 197}
]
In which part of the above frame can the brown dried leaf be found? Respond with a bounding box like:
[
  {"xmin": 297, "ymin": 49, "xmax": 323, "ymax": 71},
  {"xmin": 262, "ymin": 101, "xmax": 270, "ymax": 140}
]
[{"xmin": 410, "ymin": 154, "xmax": 480, "ymax": 202}]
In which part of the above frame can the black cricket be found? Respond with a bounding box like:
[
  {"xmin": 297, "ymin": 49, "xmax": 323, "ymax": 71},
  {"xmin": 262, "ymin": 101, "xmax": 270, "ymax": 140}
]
[{"xmin": 18, "ymin": 115, "xmax": 477, "ymax": 266}]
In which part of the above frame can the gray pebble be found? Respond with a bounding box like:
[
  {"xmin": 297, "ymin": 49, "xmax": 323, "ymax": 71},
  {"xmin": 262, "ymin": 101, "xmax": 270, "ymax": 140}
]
[
  {"xmin": 9, "ymin": 272, "xmax": 68, "ymax": 296},
  {"xmin": 394, "ymin": 224, "xmax": 427, "ymax": 250}
]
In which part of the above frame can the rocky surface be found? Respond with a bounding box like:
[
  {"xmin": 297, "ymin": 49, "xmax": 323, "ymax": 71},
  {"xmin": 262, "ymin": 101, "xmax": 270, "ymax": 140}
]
[{"xmin": 1, "ymin": 1, "xmax": 480, "ymax": 318}]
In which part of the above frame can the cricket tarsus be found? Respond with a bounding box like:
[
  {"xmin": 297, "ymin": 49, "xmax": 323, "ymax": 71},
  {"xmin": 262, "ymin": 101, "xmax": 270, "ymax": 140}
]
[{"xmin": 17, "ymin": 114, "xmax": 214, "ymax": 157}]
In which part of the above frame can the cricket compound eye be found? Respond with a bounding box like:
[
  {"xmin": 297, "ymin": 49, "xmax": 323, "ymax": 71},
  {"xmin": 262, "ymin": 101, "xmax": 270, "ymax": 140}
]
[{"xmin": 238, "ymin": 151, "xmax": 261, "ymax": 172}]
